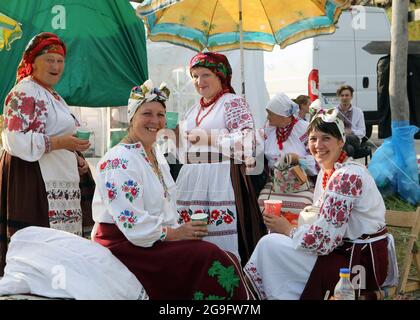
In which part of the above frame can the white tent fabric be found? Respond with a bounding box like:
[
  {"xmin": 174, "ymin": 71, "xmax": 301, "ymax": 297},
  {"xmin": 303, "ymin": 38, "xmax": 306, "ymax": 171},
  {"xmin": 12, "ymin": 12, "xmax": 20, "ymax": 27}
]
[
  {"xmin": 146, "ymin": 40, "xmax": 270, "ymax": 128},
  {"xmin": 0, "ymin": 226, "xmax": 148, "ymax": 300}
]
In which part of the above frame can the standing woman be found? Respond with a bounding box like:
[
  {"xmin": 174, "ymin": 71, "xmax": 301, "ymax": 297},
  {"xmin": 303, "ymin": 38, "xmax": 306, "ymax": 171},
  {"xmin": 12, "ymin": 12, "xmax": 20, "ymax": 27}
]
[
  {"xmin": 0, "ymin": 32, "xmax": 92, "ymax": 275},
  {"xmin": 293, "ymin": 95, "xmax": 310, "ymax": 121},
  {"xmin": 176, "ymin": 52, "xmax": 266, "ymax": 264},
  {"xmin": 92, "ymin": 80, "xmax": 251, "ymax": 299},
  {"xmin": 244, "ymin": 108, "xmax": 392, "ymax": 300}
]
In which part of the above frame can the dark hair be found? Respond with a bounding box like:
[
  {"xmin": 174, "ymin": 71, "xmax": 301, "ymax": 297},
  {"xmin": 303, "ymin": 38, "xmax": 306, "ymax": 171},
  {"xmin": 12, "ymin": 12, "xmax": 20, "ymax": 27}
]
[
  {"xmin": 293, "ymin": 95, "xmax": 310, "ymax": 107},
  {"xmin": 307, "ymin": 117, "xmax": 343, "ymax": 141},
  {"xmin": 336, "ymin": 85, "xmax": 354, "ymax": 97}
]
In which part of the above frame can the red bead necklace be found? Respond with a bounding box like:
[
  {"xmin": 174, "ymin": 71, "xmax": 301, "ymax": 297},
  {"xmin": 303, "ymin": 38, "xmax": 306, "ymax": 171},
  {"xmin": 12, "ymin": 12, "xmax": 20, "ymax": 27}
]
[
  {"xmin": 322, "ymin": 150, "xmax": 348, "ymax": 190},
  {"xmin": 195, "ymin": 89, "xmax": 230, "ymax": 127},
  {"xmin": 276, "ymin": 117, "xmax": 298, "ymax": 151}
]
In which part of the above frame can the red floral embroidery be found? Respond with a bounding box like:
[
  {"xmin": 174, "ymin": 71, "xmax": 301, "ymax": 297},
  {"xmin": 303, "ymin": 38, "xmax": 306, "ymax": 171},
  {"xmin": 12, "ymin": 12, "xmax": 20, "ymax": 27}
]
[
  {"xmin": 243, "ymin": 262, "xmax": 267, "ymax": 300},
  {"xmin": 320, "ymin": 195, "xmax": 353, "ymax": 228},
  {"xmin": 225, "ymin": 97, "xmax": 254, "ymax": 132},
  {"xmin": 177, "ymin": 208, "xmax": 235, "ymax": 226},
  {"xmin": 3, "ymin": 90, "xmax": 48, "ymax": 133},
  {"xmin": 99, "ymin": 158, "xmax": 129, "ymax": 172},
  {"xmin": 329, "ymin": 173, "xmax": 363, "ymax": 197},
  {"xmin": 6, "ymin": 116, "xmax": 24, "ymax": 131},
  {"xmin": 209, "ymin": 209, "xmax": 235, "ymax": 226},
  {"xmin": 179, "ymin": 210, "xmax": 191, "ymax": 223},
  {"xmin": 301, "ymin": 225, "xmax": 334, "ymax": 255},
  {"xmin": 223, "ymin": 215, "xmax": 233, "ymax": 224},
  {"xmin": 20, "ymin": 96, "xmax": 36, "ymax": 115},
  {"xmin": 211, "ymin": 209, "xmax": 220, "ymax": 220}
]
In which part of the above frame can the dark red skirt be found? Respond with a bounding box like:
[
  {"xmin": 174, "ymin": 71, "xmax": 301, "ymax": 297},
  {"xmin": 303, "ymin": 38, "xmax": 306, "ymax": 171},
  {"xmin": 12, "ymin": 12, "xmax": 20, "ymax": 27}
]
[
  {"xmin": 300, "ymin": 229, "xmax": 389, "ymax": 300},
  {"xmin": 93, "ymin": 223, "xmax": 253, "ymax": 300}
]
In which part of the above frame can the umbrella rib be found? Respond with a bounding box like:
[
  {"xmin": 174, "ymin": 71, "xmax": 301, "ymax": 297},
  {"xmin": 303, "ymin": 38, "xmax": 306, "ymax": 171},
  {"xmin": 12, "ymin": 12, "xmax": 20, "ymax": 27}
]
[
  {"xmin": 259, "ymin": 0, "xmax": 276, "ymax": 45},
  {"xmin": 206, "ymin": 0, "xmax": 219, "ymax": 50}
]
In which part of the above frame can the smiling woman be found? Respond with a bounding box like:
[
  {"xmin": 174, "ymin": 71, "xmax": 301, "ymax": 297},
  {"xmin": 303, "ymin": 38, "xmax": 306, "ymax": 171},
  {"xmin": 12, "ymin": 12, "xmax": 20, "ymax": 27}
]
[
  {"xmin": 244, "ymin": 108, "xmax": 395, "ymax": 300},
  {"xmin": 91, "ymin": 80, "xmax": 252, "ymax": 299},
  {"xmin": 0, "ymin": 32, "xmax": 95, "ymax": 276}
]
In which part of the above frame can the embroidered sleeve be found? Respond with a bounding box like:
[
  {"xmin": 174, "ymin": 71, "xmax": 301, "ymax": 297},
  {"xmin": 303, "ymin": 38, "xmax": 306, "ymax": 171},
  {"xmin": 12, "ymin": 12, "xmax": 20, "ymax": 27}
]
[
  {"xmin": 97, "ymin": 154, "xmax": 165, "ymax": 247},
  {"xmin": 291, "ymin": 170, "xmax": 363, "ymax": 255},
  {"xmin": 217, "ymin": 96, "xmax": 256, "ymax": 161},
  {"xmin": 2, "ymin": 87, "xmax": 50, "ymax": 161}
]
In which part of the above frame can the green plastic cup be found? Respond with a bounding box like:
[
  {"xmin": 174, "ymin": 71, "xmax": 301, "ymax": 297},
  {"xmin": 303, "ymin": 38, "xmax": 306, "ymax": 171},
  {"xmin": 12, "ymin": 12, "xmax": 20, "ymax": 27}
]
[
  {"xmin": 165, "ymin": 111, "xmax": 179, "ymax": 129},
  {"xmin": 76, "ymin": 129, "xmax": 91, "ymax": 140}
]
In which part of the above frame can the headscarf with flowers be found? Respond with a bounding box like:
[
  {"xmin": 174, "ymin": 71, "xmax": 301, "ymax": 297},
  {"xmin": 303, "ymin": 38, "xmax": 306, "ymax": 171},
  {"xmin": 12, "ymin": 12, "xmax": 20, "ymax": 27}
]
[
  {"xmin": 16, "ymin": 32, "xmax": 66, "ymax": 84},
  {"xmin": 127, "ymin": 79, "xmax": 170, "ymax": 122},
  {"xmin": 189, "ymin": 52, "xmax": 235, "ymax": 94},
  {"xmin": 310, "ymin": 107, "xmax": 346, "ymax": 142}
]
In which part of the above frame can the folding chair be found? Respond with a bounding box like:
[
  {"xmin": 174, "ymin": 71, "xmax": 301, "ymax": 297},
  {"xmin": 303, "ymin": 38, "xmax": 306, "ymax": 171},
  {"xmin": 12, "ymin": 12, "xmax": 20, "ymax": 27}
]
[{"xmin": 385, "ymin": 207, "xmax": 420, "ymax": 296}]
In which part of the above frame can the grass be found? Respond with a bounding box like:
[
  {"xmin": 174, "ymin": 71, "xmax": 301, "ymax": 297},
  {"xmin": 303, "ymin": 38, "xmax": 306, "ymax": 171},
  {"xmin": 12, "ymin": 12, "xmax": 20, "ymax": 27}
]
[{"xmin": 383, "ymin": 194, "xmax": 420, "ymax": 299}]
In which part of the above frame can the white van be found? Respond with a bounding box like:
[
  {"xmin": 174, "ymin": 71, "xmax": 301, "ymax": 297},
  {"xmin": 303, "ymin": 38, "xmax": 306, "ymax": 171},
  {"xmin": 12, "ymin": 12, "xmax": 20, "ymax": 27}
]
[{"xmin": 263, "ymin": 6, "xmax": 391, "ymax": 137}]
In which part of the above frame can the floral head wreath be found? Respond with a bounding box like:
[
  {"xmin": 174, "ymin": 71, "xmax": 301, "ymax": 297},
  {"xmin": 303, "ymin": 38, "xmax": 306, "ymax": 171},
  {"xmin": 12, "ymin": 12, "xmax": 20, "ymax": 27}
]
[
  {"xmin": 127, "ymin": 80, "xmax": 170, "ymax": 122},
  {"xmin": 310, "ymin": 107, "xmax": 346, "ymax": 142}
]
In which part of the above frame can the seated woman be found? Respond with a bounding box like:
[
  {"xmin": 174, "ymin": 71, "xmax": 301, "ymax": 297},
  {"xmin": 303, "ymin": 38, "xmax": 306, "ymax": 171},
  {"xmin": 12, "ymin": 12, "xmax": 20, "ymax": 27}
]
[
  {"xmin": 258, "ymin": 93, "xmax": 317, "ymax": 215},
  {"xmin": 92, "ymin": 80, "xmax": 252, "ymax": 300},
  {"xmin": 245, "ymin": 108, "xmax": 392, "ymax": 300}
]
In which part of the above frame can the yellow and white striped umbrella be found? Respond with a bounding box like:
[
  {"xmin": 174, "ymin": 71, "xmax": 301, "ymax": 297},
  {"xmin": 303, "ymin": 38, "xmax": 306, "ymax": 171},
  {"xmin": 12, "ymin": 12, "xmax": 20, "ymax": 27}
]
[{"xmin": 0, "ymin": 12, "xmax": 22, "ymax": 51}]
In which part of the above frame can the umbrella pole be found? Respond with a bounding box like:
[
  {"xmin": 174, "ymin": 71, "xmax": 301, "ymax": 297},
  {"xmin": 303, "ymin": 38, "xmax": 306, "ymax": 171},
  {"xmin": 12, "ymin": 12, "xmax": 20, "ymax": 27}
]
[{"xmin": 239, "ymin": 0, "xmax": 245, "ymax": 98}]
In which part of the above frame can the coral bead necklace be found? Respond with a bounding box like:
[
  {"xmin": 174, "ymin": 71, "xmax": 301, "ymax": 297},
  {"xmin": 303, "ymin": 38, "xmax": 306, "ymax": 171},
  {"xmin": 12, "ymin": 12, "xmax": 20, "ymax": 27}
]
[
  {"xmin": 322, "ymin": 150, "xmax": 347, "ymax": 190},
  {"xmin": 195, "ymin": 89, "xmax": 230, "ymax": 127}
]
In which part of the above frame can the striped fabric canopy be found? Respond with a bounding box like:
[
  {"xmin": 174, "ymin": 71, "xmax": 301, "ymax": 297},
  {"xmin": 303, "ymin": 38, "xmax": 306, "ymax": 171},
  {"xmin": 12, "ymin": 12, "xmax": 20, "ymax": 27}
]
[{"xmin": 137, "ymin": 0, "xmax": 352, "ymax": 52}]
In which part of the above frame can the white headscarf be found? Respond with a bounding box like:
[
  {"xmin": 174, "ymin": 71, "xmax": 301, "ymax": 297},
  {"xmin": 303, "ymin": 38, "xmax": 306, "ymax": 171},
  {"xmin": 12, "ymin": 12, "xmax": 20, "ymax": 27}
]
[{"xmin": 265, "ymin": 92, "xmax": 299, "ymax": 117}]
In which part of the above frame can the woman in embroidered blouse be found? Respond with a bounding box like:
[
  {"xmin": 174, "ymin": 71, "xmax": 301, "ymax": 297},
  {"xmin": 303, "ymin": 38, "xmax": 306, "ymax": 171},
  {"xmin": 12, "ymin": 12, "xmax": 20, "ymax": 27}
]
[
  {"xmin": 175, "ymin": 52, "xmax": 266, "ymax": 265},
  {"xmin": 92, "ymin": 80, "xmax": 252, "ymax": 300},
  {"xmin": 0, "ymin": 32, "xmax": 92, "ymax": 276},
  {"xmin": 264, "ymin": 92, "xmax": 317, "ymax": 176},
  {"xmin": 244, "ymin": 108, "xmax": 391, "ymax": 300}
]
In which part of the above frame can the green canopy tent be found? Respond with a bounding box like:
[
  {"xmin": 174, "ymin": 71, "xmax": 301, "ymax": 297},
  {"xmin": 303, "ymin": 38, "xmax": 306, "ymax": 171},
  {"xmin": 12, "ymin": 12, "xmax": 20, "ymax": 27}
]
[{"xmin": 0, "ymin": 0, "xmax": 148, "ymax": 112}]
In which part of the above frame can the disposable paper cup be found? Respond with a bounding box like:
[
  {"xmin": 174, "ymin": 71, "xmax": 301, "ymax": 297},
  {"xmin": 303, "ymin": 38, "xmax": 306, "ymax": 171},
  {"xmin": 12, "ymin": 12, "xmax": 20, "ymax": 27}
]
[
  {"xmin": 165, "ymin": 111, "xmax": 179, "ymax": 129},
  {"xmin": 283, "ymin": 212, "xmax": 299, "ymax": 226},
  {"xmin": 76, "ymin": 129, "xmax": 91, "ymax": 140},
  {"xmin": 264, "ymin": 200, "xmax": 282, "ymax": 217},
  {"xmin": 190, "ymin": 213, "xmax": 208, "ymax": 224}
]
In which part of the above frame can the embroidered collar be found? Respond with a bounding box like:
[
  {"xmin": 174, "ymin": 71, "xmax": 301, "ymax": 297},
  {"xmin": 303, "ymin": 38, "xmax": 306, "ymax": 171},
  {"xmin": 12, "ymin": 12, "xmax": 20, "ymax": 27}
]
[{"xmin": 120, "ymin": 142, "xmax": 170, "ymax": 200}]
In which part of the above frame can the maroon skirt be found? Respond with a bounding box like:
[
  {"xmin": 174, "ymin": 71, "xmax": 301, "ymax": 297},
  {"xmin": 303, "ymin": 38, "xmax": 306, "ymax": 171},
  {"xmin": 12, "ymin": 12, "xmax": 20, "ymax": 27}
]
[
  {"xmin": 300, "ymin": 228, "xmax": 389, "ymax": 300},
  {"xmin": 93, "ymin": 223, "xmax": 253, "ymax": 300}
]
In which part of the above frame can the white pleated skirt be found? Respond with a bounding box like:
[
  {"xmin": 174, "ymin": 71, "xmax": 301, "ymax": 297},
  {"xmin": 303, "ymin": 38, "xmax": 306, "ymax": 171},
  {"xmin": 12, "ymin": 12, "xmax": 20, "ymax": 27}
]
[{"xmin": 176, "ymin": 161, "xmax": 240, "ymax": 260}]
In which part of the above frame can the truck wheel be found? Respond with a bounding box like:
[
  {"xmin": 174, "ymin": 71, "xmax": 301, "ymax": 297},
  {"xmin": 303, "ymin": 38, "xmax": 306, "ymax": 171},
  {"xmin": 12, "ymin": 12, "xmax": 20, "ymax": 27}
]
[{"xmin": 365, "ymin": 124, "xmax": 373, "ymax": 138}]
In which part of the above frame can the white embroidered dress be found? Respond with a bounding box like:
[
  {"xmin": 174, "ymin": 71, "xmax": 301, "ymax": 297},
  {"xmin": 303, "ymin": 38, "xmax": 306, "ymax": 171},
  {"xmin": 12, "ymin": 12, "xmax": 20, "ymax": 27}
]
[
  {"xmin": 176, "ymin": 93, "xmax": 254, "ymax": 260},
  {"xmin": 244, "ymin": 160, "xmax": 386, "ymax": 299},
  {"xmin": 2, "ymin": 77, "xmax": 82, "ymax": 235},
  {"xmin": 92, "ymin": 143, "xmax": 177, "ymax": 246}
]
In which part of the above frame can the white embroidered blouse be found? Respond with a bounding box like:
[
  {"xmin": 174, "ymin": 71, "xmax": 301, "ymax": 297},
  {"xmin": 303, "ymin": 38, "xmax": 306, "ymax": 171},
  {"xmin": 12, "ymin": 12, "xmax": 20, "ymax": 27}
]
[
  {"xmin": 2, "ymin": 77, "xmax": 77, "ymax": 161},
  {"xmin": 264, "ymin": 119, "xmax": 317, "ymax": 175},
  {"xmin": 291, "ymin": 160, "xmax": 386, "ymax": 255},
  {"xmin": 178, "ymin": 93, "xmax": 255, "ymax": 161},
  {"xmin": 92, "ymin": 143, "xmax": 178, "ymax": 248}
]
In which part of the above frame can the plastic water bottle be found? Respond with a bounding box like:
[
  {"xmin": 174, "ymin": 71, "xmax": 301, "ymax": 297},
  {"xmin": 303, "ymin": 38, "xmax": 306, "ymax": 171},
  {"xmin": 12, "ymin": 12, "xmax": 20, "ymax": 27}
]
[{"xmin": 334, "ymin": 268, "xmax": 355, "ymax": 300}]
